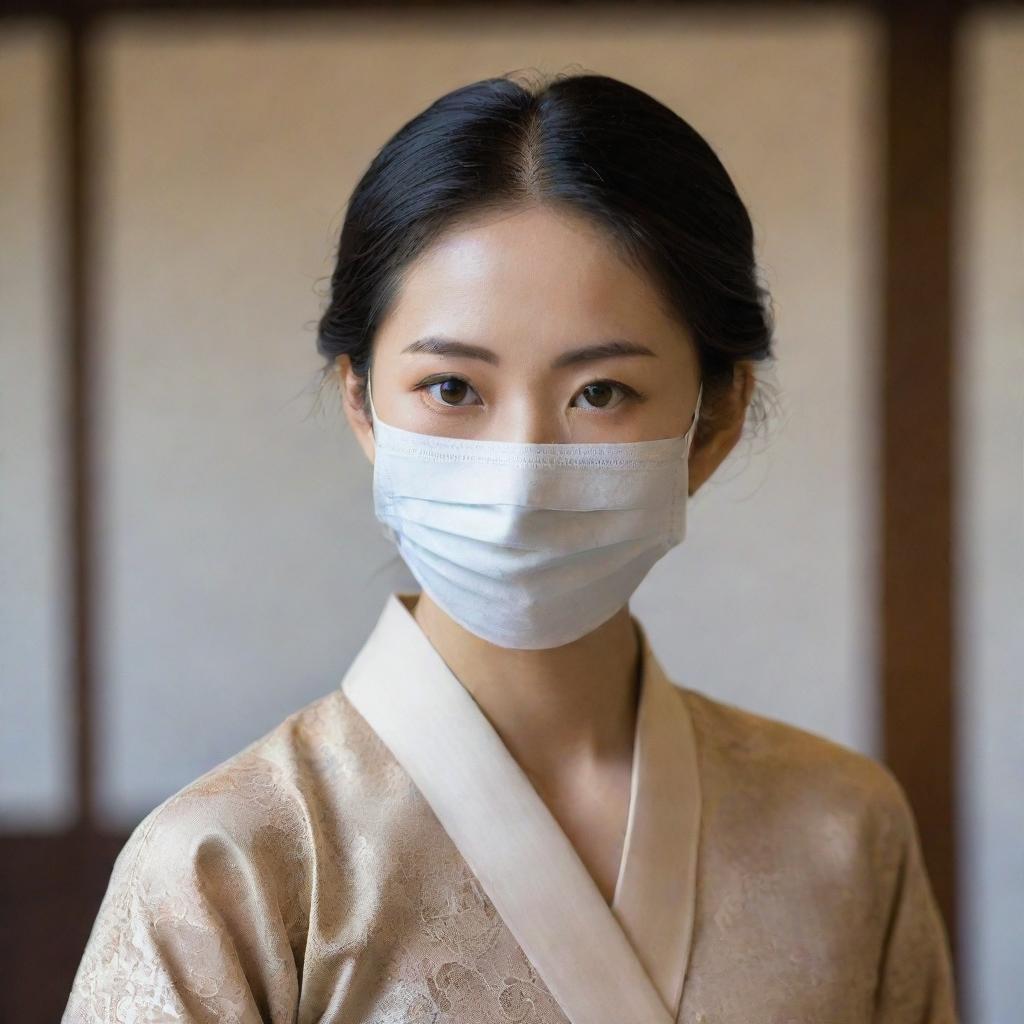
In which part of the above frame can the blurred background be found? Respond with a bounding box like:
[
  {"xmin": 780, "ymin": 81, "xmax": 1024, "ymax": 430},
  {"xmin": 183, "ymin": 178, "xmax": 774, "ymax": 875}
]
[{"xmin": 0, "ymin": 2, "xmax": 1020, "ymax": 1021}]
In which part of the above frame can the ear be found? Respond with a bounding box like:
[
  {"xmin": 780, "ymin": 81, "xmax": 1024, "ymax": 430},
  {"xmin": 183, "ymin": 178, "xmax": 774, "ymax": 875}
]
[
  {"xmin": 686, "ymin": 361, "xmax": 756, "ymax": 497},
  {"xmin": 334, "ymin": 355, "xmax": 375, "ymax": 465}
]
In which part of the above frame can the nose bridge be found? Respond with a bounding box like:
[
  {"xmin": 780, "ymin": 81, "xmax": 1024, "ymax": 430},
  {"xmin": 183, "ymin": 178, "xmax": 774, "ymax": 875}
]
[{"xmin": 495, "ymin": 395, "xmax": 567, "ymax": 445}]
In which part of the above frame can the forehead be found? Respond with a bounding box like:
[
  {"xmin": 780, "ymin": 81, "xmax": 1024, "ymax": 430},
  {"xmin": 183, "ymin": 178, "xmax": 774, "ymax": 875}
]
[{"xmin": 374, "ymin": 205, "xmax": 687, "ymax": 360}]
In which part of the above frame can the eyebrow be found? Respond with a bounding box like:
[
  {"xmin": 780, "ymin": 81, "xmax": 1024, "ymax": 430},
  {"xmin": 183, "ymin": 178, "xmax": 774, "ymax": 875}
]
[{"xmin": 401, "ymin": 335, "xmax": 657, "ymax": 368}]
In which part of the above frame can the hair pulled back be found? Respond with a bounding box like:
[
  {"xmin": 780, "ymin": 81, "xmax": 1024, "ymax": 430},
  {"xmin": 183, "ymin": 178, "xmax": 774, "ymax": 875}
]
[{"xmin": 316, "ymin": 68, "xmax": 776, "ymax": 443}]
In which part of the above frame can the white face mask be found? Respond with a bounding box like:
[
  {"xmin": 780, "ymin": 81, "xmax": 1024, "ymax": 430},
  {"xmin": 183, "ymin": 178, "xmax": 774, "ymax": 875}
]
[{"xmin": 366, "ymin": 372, "xmax": 702, "ymax": 649}]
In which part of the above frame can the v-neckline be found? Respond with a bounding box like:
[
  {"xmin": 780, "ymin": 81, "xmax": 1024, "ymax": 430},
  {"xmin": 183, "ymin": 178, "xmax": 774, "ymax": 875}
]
[{"xmin": 340, "ymin": 591, "xmax": 701, "ymax": 1024}]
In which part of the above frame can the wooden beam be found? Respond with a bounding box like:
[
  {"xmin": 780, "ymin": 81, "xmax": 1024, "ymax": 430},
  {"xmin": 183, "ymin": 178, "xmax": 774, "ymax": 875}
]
[
  {"xmin": 1, "ymin": 0, "xmax": 1020, "ymax": 19},
  {"xmin": 880, "ymin": 0, "xmax": 961, "ymax": 984}
]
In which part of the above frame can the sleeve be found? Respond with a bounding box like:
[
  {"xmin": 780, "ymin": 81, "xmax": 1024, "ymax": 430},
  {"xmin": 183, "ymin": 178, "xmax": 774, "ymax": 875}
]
[
  {"xmin": 872, "ymin": 776, "xmax": 960, "ymax": 1024},
  {"xmin": 61, "ymin": 789, "xmax": 302, "ymax": 1024}
]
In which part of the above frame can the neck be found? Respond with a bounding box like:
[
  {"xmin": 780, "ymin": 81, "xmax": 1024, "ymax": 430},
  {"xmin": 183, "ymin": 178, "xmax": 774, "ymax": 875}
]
[{"xmin": 406, "ymin": 589, "xmax": 642, "ymax": 800}]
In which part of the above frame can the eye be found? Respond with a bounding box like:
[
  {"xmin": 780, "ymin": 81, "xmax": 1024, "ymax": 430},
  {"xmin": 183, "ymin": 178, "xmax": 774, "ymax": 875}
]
[
  {"xmin": 417, "ymin": 375, "xmax": 481, "ymax": 408},
  {"xmin": 570, "ymin": 380, "xmax": 642, "ymax": 412}
]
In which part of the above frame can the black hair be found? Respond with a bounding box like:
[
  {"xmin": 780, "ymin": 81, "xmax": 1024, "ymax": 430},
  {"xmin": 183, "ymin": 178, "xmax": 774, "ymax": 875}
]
[{"xmin": 315, "ymin": 68, "xmax": 777, "ymax": 445}]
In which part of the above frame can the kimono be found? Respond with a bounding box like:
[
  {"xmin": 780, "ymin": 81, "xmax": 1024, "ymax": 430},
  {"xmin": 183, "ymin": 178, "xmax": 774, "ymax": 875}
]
[{"xmin": 63, "ymin": 590, "xmax": 958, "ymax": 1023}]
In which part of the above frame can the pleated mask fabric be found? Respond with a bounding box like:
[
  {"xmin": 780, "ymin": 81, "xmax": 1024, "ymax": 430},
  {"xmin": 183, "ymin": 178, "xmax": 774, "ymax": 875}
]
[{"xmin": 366, "ymin": 372, "xmax": 702, "ymax": 649}]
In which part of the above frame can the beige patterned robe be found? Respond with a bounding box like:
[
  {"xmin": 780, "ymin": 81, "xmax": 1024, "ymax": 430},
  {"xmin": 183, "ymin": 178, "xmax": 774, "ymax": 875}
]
[{"xmin": 63, "ymin": 591, "xmax": 958, "ymax": 1023}]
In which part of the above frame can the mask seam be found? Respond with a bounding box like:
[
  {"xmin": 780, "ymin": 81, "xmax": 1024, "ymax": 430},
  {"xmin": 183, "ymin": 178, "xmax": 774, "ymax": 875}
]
[{"xmin": 371, "ymin": 447, "xmax": 687, "ymax": 470}]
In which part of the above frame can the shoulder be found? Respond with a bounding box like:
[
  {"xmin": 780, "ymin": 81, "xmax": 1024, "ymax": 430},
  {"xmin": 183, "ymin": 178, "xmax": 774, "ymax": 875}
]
[
  {"xmin": 113, "ymin": 688, "xmax": 370, "ymax": 910},
  {"xmin": 62, "ymin": 700, "xmax": 349, "ymax": 1021},
  {"xmin": 680, "ymin": 687, "xmax": 917, "ymax": 867}
]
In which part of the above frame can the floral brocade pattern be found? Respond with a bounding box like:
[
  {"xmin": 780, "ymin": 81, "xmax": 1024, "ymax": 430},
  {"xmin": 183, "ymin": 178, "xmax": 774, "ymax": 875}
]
[{"xmin": 63, "ymin": 684, "xmax": 957, "ymax": 1023}]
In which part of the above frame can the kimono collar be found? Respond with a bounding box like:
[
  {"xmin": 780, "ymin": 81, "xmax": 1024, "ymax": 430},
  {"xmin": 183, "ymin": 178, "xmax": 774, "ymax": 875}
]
[{"xmin": 340, "ymin": 590, "xmax": 701, "ymax": 1024}]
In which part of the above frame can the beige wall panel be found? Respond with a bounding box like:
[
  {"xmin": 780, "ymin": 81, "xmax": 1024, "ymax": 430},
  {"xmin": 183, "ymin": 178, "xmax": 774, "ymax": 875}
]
[
  {"xmin": 93, "ymin": 9, "xmax": 880, "ymax": 824},
  {"xmin": 0, "ymin": 23, "xmax": 73, "ymax": 829},
  {"xmin": 956, "ymin": 12, "xmax": 1024, "ymax": 1023}
]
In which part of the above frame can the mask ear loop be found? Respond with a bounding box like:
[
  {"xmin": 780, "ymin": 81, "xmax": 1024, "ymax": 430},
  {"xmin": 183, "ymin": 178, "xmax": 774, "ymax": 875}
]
[
  {"xmin": 688, "ymin": 380, "xmax": 704, "ymax": 445},
  {"xmin": 366, "ymin": 369, "xmax": 377, "ymax": 434}
]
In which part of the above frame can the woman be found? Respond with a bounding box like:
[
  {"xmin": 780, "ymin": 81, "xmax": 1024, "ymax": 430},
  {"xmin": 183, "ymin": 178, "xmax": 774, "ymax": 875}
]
[{"xmin": 63, "ymin": 71, "xmax": 957, "ymax": 1023}]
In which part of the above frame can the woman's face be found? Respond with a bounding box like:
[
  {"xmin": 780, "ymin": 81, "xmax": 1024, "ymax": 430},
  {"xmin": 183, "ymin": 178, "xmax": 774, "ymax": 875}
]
[{"xmin": 339, "ymin": 203, "xmax": 748, "ymax": 489}]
